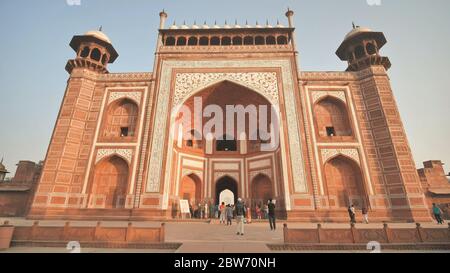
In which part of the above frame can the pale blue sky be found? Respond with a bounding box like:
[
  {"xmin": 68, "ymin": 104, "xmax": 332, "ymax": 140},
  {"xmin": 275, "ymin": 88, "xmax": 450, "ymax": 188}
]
[{"xmin": 0, "ymin": 0, "xmax": 449, "ymax": 175}]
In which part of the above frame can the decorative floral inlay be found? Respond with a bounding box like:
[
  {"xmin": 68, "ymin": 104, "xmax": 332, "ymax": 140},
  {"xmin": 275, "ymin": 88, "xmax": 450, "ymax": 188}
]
[
  {"xmin": 321, "ymin": 148, "xmax": 360, "ymax": 165},
  {"xmin": 311, "ymin": 91, "xmax": 347, "ymax": 104},
  {"xmin": 181, "ymin": 169, "xmax": 203, "ymax": 179},
  {"xmin": 249, "ymin": 169, "xmax": 273, "ymax": 182},
  {"xmin": 214, "ymin": 172, "xmax": 240, "ymax": 183},
  {"xmin": 174, "ymin": 72, "xmax": 279, "ymax": 106},
  {"xmin": 108, "ymin": 92, "xmax": 142, "ymax": 105},
  {"xmin": 96, "ymin": 149, "xmax": 133, "ymax": 165}
]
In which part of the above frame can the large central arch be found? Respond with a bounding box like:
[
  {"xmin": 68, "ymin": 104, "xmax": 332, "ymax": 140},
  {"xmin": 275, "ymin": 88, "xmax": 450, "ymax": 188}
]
[{"xmin": 147, "ymin": 62, "xmax": 308, "ymax": 212}]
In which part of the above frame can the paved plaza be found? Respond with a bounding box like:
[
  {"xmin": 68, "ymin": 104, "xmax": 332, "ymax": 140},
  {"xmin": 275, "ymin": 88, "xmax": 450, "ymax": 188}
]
[{"xmin": 0, "ymin": 217, "xmax": 448, "ymax": 253}]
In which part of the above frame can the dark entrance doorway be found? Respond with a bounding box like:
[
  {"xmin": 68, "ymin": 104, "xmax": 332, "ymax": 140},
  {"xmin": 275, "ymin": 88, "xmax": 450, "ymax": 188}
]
[{"xmin": 215, "ymin": 176, "xmax": 238, "ymax": 206}]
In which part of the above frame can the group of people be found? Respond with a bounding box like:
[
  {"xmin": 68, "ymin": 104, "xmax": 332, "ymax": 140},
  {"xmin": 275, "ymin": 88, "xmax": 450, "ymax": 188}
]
[
  {"xmin": 348, "ymin": 203, "xmax": 447, "ymax": 225},
  {"xmin": 214, "ymin": 198, "xmax": 276, "ymax": 235},
  {"xmin": 347, "ymin": 204, "xmax": 370, "ymax": 224}
]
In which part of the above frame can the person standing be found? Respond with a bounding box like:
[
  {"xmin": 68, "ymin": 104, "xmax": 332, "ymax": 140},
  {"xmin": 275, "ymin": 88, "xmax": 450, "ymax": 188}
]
[
  {"xmin": 264, "ymin": 204, "xmax": 269, "ymax": 219},
  {"xmin": 432, "ymin": 203, "xmax": 444, "ymax": 224},
  {"xmin": 348, "ymin": 204, "xmax": 356, "ymax": 224},
  {"xmin": 199, "ymin": 203, "xmax": 203, "ymax": 219},
  {"xmin": 204, "ymin": 202, "xmax": 209, "ymax": 219},
  {"xmin": 246, "ymin": 203, "xmax": 252, "ymax": 224},
  {"xmin": 189, "ymin": 203, "xmax": 193, "ymax": 219},
  {"xmin": 268, "ymin": 199, "xmax": 276, "ymax": 230},
  {"xmin": 256, "ymin": 205, "xmax": 262, "ymax": 220},
  {"xmin": 362, "ymin": 207, "xmax": 369, "ymax": 224},
  {"xmin": 235, "ymin": 198, "xmax": 246, "ymax": 235},
  {"xmin": 226, "ymin": 204, "xmax": 233, "ymax": 226},
  {"xmin": 219, "ymin": 202, "xmax": 226, "ymax": 224},
  {"xmin": 209, "ymin": 201, "xmax": 214, "ymax": 219}
]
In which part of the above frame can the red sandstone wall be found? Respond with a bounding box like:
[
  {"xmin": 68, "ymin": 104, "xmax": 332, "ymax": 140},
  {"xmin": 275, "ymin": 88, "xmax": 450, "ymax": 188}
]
[
  {"xmin": 31, "ymin": 69, "xmax": 104, "ymax": 211},
  {"xmin": 353, "ymin": 66, "xmax": 429, "ymax": 220}
]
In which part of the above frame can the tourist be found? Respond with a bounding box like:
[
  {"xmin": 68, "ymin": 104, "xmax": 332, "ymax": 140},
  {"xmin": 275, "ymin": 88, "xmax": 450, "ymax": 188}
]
[
  {"xmin": 348, "ymin": 204, "xmax": 356, "ymax": 224},
  {"xmin": 226, "ymin": 204, "xmax": 233, "ymax": 226},
  {"xmin": 198, "ymin": 203, "xmax": 203, "ymax": 219},
  {"xmin": 235, "ymin": 198, "xmax": 246, "ymax": 235},
  {"xmin": 432, "ymin": 203, "xmax": 444, "ymax": 224},
  {"xmin": 219, "ymin": 202, "xmax": 226, "ymax": 224},
  {"xmin": 189, "ymin": 203, "xmax": 193, "ymax": 219},
  {"xmin": 209, "ymin": 201, "xmax": 214, "ymax": 219},
  {"xmin": 246, "ymin": 205, "xmax": 252, "ymax": 224},
  {"xmin": 362, "ymin": 207, "xmax": 369, "ymax": 224},
  {"xmin": 268, "ymin": 199, "xmax": 276, "ymax": 230},
  {"xmin": 204, "ymin": 202, "xmax": 209, "ymax": 219},
  {"xmin": 264, "ymin": 204, "xmax": 269, "ymax": 219},
  {"xmin": 214, "ymin": 204, "xmax": 219, "ymax": 218},
  {"xmin": 256, "ymin": 205, "xmax": 262, "ymax": 220}
]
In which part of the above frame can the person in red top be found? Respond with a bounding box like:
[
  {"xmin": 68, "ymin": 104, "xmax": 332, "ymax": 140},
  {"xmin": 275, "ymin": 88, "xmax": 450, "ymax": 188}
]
[
  {"xmin": 219, "ymin": 202, "xmax": 226, "ymax": 224},
  {"xmin": 256, "ymin": 205, "xmax": 262, "ymax": 220}
]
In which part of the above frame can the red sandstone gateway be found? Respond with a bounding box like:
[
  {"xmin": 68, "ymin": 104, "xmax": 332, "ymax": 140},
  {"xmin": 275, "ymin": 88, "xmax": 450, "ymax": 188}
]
[{"xmin": 27, "ymin": 10, "xmax": 432, "ymax": 223}]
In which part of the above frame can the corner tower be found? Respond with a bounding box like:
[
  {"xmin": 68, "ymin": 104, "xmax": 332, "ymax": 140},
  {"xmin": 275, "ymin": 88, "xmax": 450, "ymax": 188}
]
[
  {"xmin": 334, "ymin": 26, "xmax": 431, "ymax": 221},
  {"xmin": 29, "ymin": 29, "xmax": 122, "ymax": 218}
]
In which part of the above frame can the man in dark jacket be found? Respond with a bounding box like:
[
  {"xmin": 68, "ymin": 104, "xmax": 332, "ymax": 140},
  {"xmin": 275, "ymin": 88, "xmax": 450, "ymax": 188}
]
[
  {"xmin": 235, "ymin": 198, "xmax": 246, "ymax": 235},
  {"xmin": 268, "ymin": 199, "xmax": 276, "ymax": 230}
]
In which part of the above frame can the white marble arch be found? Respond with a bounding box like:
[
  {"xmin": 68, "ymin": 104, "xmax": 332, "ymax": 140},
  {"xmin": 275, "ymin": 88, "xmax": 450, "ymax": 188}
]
[{"xmin": 145, "ymin": 59, "xmax": 309, "ymax": 211}]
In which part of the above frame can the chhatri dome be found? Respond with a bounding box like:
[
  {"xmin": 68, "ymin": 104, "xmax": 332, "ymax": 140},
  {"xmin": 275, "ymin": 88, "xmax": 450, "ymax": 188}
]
[
  {"xmin": 344, "ymin": 24, "xmax": 372, "ymax": 40},
  {"xmin": 84, "ymin": 30, "xmax": 112, "ymax": 44}
]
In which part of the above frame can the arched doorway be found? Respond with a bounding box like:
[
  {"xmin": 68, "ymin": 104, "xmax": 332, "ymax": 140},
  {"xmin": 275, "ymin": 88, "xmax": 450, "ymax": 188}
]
[
  {"xmin": 102, "ymin": 99, "xmax": 139, "ymax": 139},
  {"xmin": 215, "ymin": 176, "xmax": 238, "ymax": 206},
  {"xmin": 179, "ymin": 174, "xmax": 201, "ymax": 204},
  {"xmin": 314, "ymin": 97, "xmax": 352, "ymax": 137},
  {"xmin": 324, "ymin": 155, "xmax": 367, "ymax": 209},
  {"xmin": 251, "ymin": 174, "xmax": 274, "ymax": 207},
  {"xmin": 90, "ymin": 156, "xmax": 129, "ymax": 209},
  {"xmin": 219, "ymin": 189, "xmax": 235, "ymax": 206}
]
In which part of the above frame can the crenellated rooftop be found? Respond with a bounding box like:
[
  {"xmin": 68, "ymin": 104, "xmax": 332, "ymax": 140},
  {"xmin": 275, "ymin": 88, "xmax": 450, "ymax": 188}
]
[
  {"xmin": 157, "ymin": 9, "xmax": 297, "ymax": 48},
  {"xmin": 164, "ymin": 20, "xmax": 286, "ymax": 30}
]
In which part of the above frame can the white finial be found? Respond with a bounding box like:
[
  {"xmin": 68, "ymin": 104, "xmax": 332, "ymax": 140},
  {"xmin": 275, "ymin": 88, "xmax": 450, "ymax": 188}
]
[
  {"xmin": 276, "ymin": 19, "xmax": 284, "ymax": 28},
  {"xmin": 169, "ymin": 21, "xmax": 178, "ymax": 29},
  {"xmin": 181, "ymin": 20, "xmax": 189, "ymax": 29},
  {"xmin": 234, "ymin": 19, "xmax": 241, "ymax": 28}
]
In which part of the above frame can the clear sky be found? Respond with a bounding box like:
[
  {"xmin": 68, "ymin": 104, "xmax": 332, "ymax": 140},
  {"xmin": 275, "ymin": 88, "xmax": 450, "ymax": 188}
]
[{"xmin": 0, "ymin": 0, "xmax": 449, "ymax": 176}]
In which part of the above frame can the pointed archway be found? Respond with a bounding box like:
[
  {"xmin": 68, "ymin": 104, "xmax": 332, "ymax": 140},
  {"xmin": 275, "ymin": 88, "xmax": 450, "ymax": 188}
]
[
  {"xmin": 179, "ymin": 173, "xmax": 202, "ymax": 204},
  {"xmin": 251, "ymin": 174, "xmax": 274, "ymax": 207},
  {"xmin": 90, "ymin": 155, "xmax": 129, "ymax": 208},
  {"xmin": 215, "ymin": 176, "xmax": 238, "ymax": 206},
  {"xmin": 324, "ymin": 155, "xmax": 367, "ymax": 208}
]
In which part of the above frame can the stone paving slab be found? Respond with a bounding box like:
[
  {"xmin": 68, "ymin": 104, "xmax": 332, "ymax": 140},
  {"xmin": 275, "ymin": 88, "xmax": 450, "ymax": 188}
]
[{"xmin": 176, "ymin": 242, "xmax": 271, "ymax": 253}]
